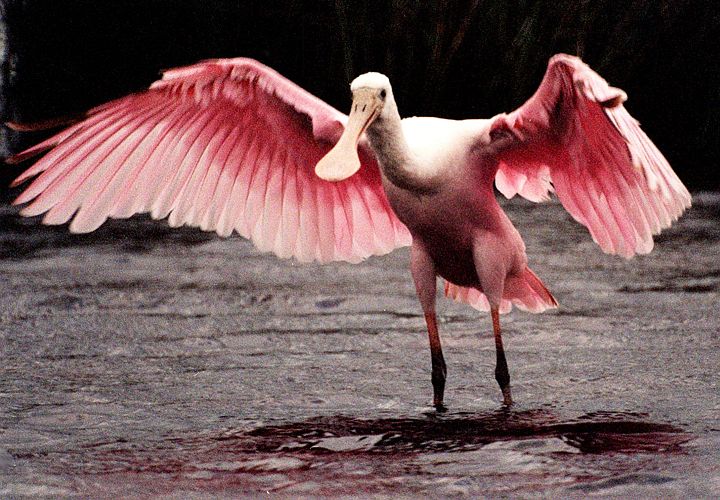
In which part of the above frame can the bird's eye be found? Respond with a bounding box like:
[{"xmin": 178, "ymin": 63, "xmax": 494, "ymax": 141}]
[{"xmin": 380, "ymin": 89, "xmax": 387, "ymax": 99}]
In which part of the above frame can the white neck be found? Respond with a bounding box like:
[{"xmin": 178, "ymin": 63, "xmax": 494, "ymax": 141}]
[{"xmin": 366, "ymin": 101, "xmax": 439, "ymax": 194}]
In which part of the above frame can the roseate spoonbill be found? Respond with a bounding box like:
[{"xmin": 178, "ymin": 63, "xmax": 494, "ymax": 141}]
[{"xmin": 7, "ymin": 54, "xmax": 690, "ymax": 409}]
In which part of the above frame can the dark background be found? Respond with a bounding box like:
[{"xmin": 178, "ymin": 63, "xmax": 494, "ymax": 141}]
[{"xmin": 0, "ymin": 0, "xmax": 718, "ymax": 193}]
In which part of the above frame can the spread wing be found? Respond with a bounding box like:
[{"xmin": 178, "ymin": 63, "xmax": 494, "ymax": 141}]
[
  {"xmin": 9, "ymin": 58, "xmax": 411, "ymax": 263},
  {"xmin": 490, "ymin": 54, "xmax": 691, "ymax": 258}
]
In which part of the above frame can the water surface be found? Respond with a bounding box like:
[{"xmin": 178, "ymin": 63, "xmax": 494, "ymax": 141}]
[{"xmin": 1, "ymin": 196, "xmax": 719, "ymax": 497}]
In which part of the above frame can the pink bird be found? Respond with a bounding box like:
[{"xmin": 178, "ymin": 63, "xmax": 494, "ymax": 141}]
[{"xmin": 8, "ymin": 54, "xmax": 690, "ymax": 409}]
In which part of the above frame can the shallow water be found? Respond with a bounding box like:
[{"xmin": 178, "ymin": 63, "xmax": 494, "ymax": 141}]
[{"xmin": 1, "ymin": 195, "xmax": 719, "ymax": 497}]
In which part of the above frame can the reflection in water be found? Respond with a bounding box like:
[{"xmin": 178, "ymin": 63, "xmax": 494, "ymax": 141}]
[
  {"xmin": 27, "ymin": 409, "xmax": 695, "ymax": 496},
  {"xmin": 7, "ymin": 399, "xmax": 707, "ymax": 498},
  {"xmin": 235, "ymin": 409, "xmax": 687, "ymax": 454},
  {"xmin": 44, "ymin": 409, "xmax": 689, "ymax": 478}
]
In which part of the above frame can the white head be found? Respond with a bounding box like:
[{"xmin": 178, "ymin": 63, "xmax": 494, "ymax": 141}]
[
  {"xmin": 315, "ymin": 72, "xmax": 394, "ymax": 182},
  {"xmin": 350, "ymin": 72, "xmax": 390, "ymax": 93}
]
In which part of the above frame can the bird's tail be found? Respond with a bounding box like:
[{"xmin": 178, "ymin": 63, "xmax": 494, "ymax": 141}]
[
  {"xmin": 444, "ymin": 267, "xmax": 558, "ymax": 314},
  {"xmin": 504, "ymin": 267, "xmax": 558, "ymax": 313}
]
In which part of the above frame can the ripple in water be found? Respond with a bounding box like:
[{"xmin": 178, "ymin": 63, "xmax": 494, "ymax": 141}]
[{"xmin": 14, "ymin": 409, "xmax": 694, "ymax": 496}]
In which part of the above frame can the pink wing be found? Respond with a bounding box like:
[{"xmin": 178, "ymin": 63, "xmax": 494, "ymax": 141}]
[
  {"xmin": 491, "ymin": 54, "xmax": 691, "ymax": 258},
  {"xmin": 9, "ymin": 58, "xmax": 411, "ymax": 263}
]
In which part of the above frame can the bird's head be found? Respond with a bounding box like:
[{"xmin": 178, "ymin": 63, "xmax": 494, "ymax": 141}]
[{"xmin": 315, "ymin": 72, "xmax": 392, "ymax": 182}]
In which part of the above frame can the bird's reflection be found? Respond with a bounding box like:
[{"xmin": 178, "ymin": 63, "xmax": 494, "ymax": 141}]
[
  {"xmin": 35, "ymin": 409, "xmax": 690, "ymax": 479},
  {"xmin": 211, "ymin": 408, "xmax": 688, "ymax": 454}
]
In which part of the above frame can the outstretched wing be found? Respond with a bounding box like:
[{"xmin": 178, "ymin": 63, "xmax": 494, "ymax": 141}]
[
  {"xmin": 9, "ymin": 58, "xmax": 410, "ymax": 263},
  {"xmin": 490, "ymin": 54, "xmax": 691, "ymax": 258}
]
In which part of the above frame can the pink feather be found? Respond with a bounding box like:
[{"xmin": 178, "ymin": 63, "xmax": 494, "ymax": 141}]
[
  {"xmin": 492, "ymin": 54, "xmax": 691, "ymax": 259},
  {"xmin": 10, "ymin": 58, "xmax": 411, "ymax": 264}
]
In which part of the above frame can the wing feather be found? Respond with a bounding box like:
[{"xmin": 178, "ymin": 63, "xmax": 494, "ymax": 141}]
[
  {"xmin": 11, "ymin": 58, "xmax": 410, "ymax": 263},
  {"xmin": 242, "ymin": 137, "xmax": 270, "ymax": 242},
  {"xmin": 195, "ymin": 124, "xmax": 237, "ymax": 230},
  {"xmin": 111, "ymin": 105, "xmax": 198, "ymax": 218},
  {"xmin": 150, "ymin": 107, "xmax": 210, "ymax": 219},
  {"xmin": 89, "ymin": 106, "xmax": 179, "ymax": 222},
  {"xmin": 249, "ymin": 140, "xmax": 276, "ymax": 250},
  {"xmin": 203, "ymin": 125, "xmax": 243, "ymax": 234},
  {"xmin": 186, "ymin": 116, "xmax": 235, "ymax": 226},
  {"xmin": 72, "ymin": 104, "xmax": 180, "ymax": 232},
  {"xmin": 492, "ymin": 54, "xmax": 690, "ymax": 257},
  {"xmin": 346, "ymin": 177, "xmax": 377, "ymax": 259},
  {"xmin": 218, "ymin": 135, "xmax": 253, "ymax": 237},
  {"xmin": 277, "ymin": 152, "xmax": 301, "ymax": 258},
  {"xmin": 315, "ymin": 176, "xmax": 335, "ymax": 262},
  {"xmin": 15, "ymin": 102, "xmax": 155, "ymax": 207},
  {"xmin": 171, "ymin": 112, "xmax": 231, "ymax": 227},
  {"xmin": 32, "ymin": 103, "xmax": 169, "ymax": 223},
  {"xmin": 297, "ymin": 162, "xmax": 320, "ymax": 262}
]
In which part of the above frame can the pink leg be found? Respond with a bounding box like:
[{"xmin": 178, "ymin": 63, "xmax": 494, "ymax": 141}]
[
  {"xmin": 492, "ymin": 306, "xmax": 513, "ymax": 406},
  {"xmin": 472, "ymin": 240, "xmax": 513, "ymax": 406},
  {"xmin": 410, "ymin": 242, "xmax": 447, "ymax": 411}
]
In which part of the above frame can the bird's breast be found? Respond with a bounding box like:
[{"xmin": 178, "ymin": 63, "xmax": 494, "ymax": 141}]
[
  {"xmin": 383, "ymin": 172, "xmax": 526, "ymax": 287},
  {"xmin": 382, "ymin": 159, "xmax": 497, "ymax": 236}
]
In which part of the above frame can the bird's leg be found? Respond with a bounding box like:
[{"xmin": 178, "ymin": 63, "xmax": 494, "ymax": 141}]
[
  {"xmin": 410, "ymin": 242, "xmax": 447, "ymax": 411},
  {"xmin": 491, "ymin": 306, "xmax": 513, "ymax": 406},
  {"xmin": 424, "ymin": 311, "xmax": 447, "ymax": 411},
  {"xmin": 471, "ymin": 241, "xmax": 512, "ymax": 406}
]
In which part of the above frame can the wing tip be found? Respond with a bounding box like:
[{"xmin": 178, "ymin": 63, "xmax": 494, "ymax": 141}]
[
  {"xmin": 68, "ymin": 216, "xmax": 105, "ymax": 234},
  {"xmin": 6, "ymin": 147, "xmax": 49, "ymax": 166}
]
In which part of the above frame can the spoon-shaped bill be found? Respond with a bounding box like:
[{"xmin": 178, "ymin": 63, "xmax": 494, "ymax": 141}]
[{"xmin": 315, "ymin": 89, "xmax": 382, "ymax": 182}]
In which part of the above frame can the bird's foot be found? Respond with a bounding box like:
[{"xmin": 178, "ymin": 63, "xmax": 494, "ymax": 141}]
[
  {"xmin": 433, "ymin": 401, "xmax": 448, "ymax": 413},
  {"xmin": 431, "ymin": 371, "xmax": 446, "ymax": 413},
  {"xmin": 501, "ymin": 386, "xmax": 513, "ymax": 407}
]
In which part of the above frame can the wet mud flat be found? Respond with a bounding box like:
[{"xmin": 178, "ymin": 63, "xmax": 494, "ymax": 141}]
[{"xmin": 1, "ymin": 195, "xmax": 719, "ymax": 497}]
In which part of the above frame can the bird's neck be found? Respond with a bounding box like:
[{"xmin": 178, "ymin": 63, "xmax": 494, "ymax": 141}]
[{"xmin": 366, "ymin": 104, "xmax": 437, "ymax": 194}]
